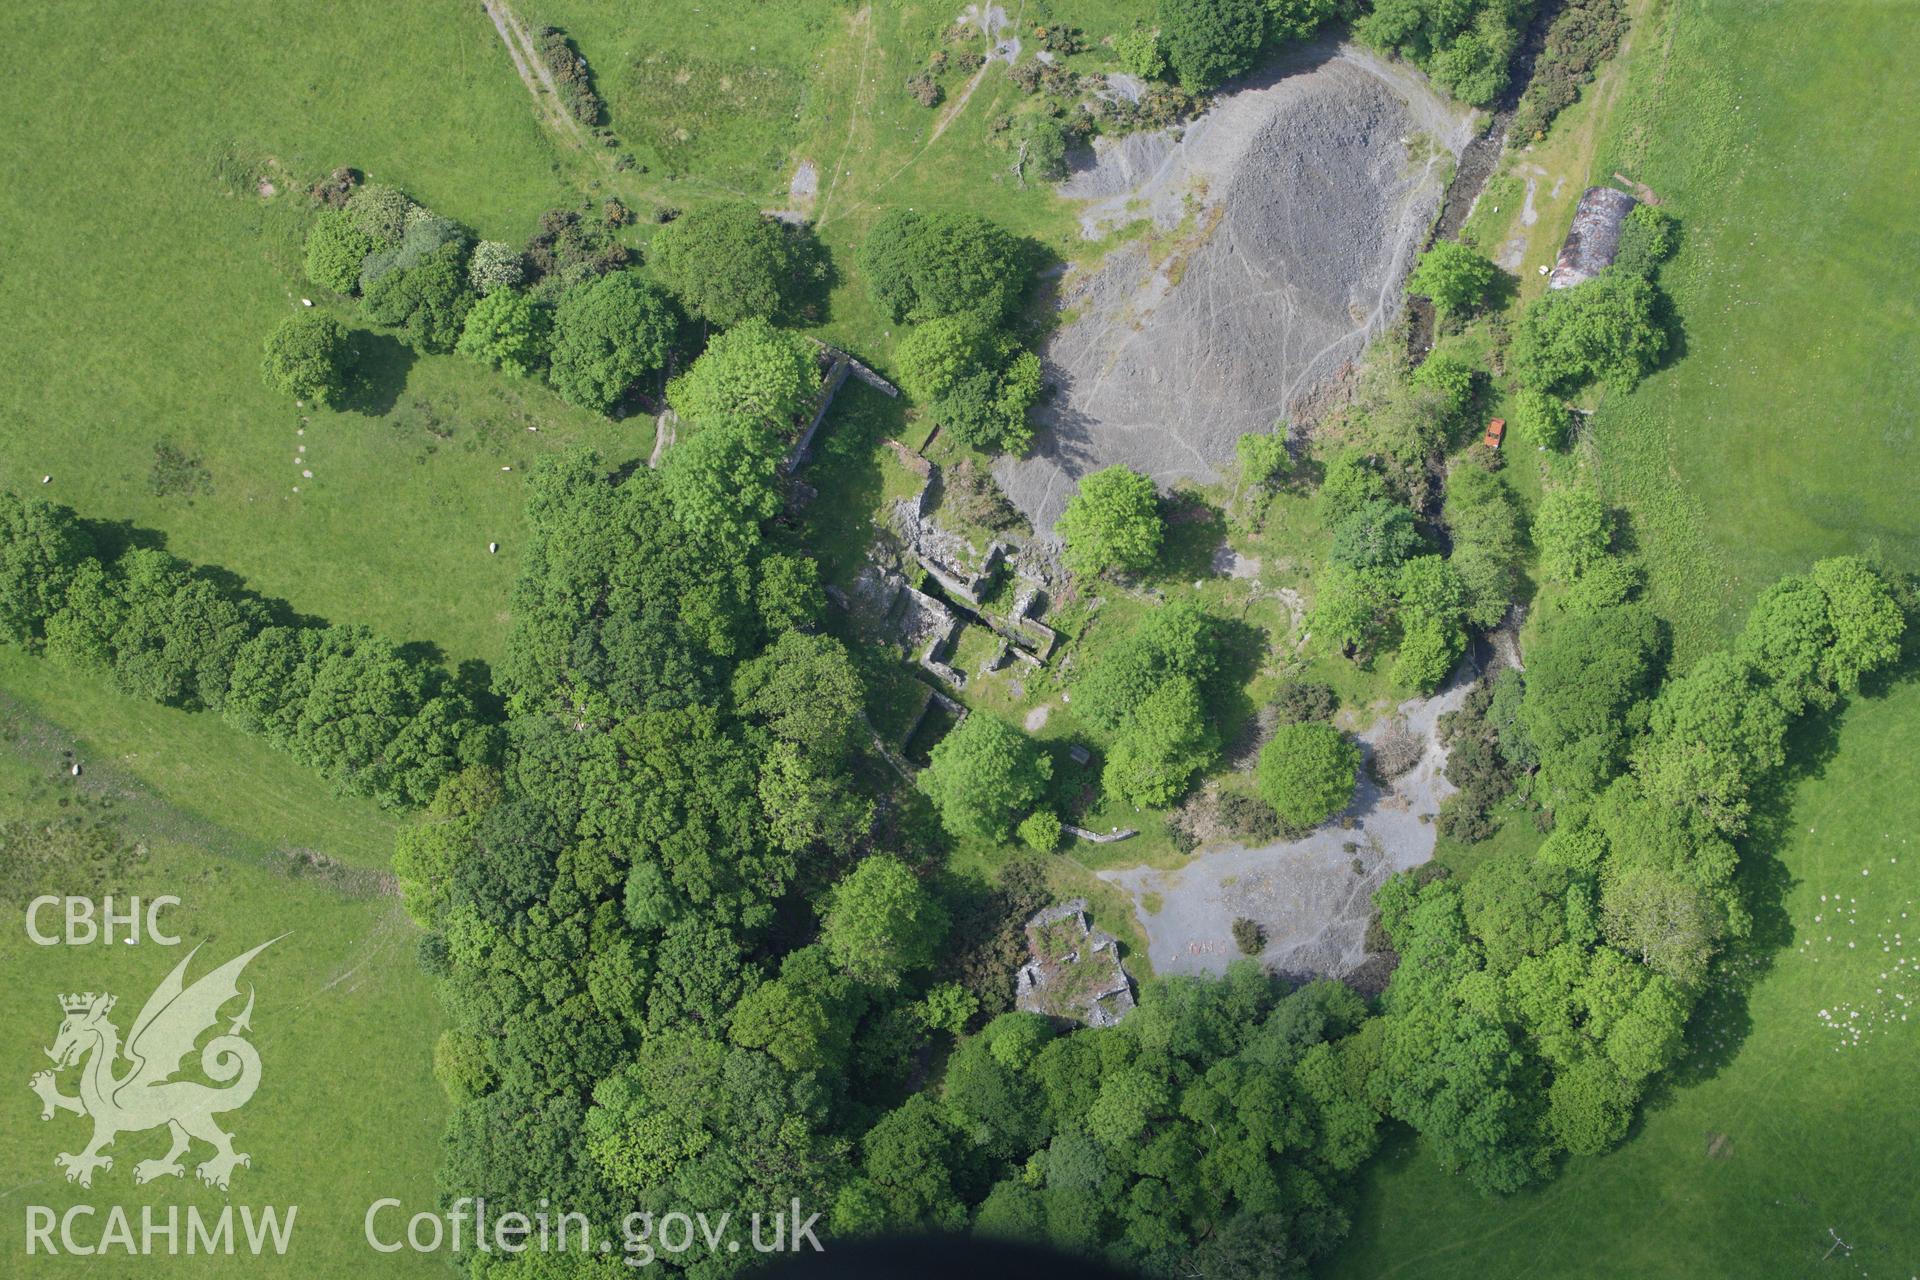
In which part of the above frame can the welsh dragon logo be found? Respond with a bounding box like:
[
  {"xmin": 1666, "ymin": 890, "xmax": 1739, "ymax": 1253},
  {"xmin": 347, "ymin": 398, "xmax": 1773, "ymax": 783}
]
[{"xmin": 29, "ymin": 938, "xmax": 280, "ymax": 1190}]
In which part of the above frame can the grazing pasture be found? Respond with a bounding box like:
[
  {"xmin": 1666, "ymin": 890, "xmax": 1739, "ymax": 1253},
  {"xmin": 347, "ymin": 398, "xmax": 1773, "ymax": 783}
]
[
  {"xmin": 0, "ymin": 734, "xmax": 443, "ymax": 1276},
  {"xmin": 1584, "ymin": 0, "xmax": 1920, "ymax": 662},
  {"xmin": 1330, "ymin": 2, "xmax": 1920, "ymax": 1274},
  {"xmin": 0, "ymin": 0, "xmax": 642, "ymax": 672}
]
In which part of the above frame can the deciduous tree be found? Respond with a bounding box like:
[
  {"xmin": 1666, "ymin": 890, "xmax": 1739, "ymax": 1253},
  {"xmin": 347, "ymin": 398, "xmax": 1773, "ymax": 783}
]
[
  {"xmin": 1512, "ymin": 270, "xmax": 1666, "ymax": 394},
  {"xmin": 822, "ymin": 856, "xmax": 949, "ymax": 987},
  {"xmin": 666, "ymin": 317, "xmax": 819, "ymax": 426},
  {"xmin": 1256, "ymin": 722, "xmax": 1359, "ymax": 830},
  {"xmin": 919, "ymin": 712, "xmax": 1050, "ymax": 842},
  {"xmin": 456, "ymin": 289, "xmax": 550, "ymax": 377},
  {"xmin": 648, "ymin": 202, "xmax": 814, "ymax": 326},
  {"xmin": 858, "ymin": 210, "xmax": 1028, "ymax": 324},
  {"xmin": 0, "ymin": 492, "xmax": 95, "ymax": 646},
  {"xmin": 1102, "ymin": 676, "xmax": 1220, "ymax": 808},
  {"xmin": 260, "ymin": 312, "xmax": 354, "ymax": 407},
  {"xmin": 1158, "ymin": 0, "xmax": 1266, "ymax": 90},
  {"xmin": 304, "ymin": 209, "xmax": 373, "ymax": 294},
  {"xmin": 1407, "ymin": 240, "xmax": 1499, "ymax": 319},
  {"xmin": 1059, "ymin": 466, "xmax": 1164, "ymax": 576},
  {"xmin": 547, "ymin": 273, "xmax": 678, "ymax": 413}
]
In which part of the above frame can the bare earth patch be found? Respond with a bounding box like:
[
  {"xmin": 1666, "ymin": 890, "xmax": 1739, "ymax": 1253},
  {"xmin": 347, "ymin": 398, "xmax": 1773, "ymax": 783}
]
[{"xmin": 996, "ymin": 43, "xmax": 1473, "ymax": 533}]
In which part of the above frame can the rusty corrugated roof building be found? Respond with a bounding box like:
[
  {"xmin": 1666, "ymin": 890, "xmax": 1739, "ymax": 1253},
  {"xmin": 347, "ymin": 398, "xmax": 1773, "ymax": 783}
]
[{"xmin": 1548, "ymin": 186, "xmax": 1639, "ymax": 289}]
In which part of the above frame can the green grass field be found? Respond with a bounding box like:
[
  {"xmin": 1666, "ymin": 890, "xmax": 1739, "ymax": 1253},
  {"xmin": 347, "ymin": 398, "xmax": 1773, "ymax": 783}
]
[
  {"xmin": 0, "ymin": 650, "xmax": 398, "ymax": 870},
  {"xmin": 1328, "ymin": 3, "xmax": 1920, "ymax": 1275},
  {"xmin": 1585, "ymin": 0, "xmax": 1920, "ymax": 663},
  {"xmin": 0, "ymin": 0, "xmax": 651, "ymax": 672},
  {"xmin": 0, "ymin": 740, "xmax": 444, "ymax": 1277}
]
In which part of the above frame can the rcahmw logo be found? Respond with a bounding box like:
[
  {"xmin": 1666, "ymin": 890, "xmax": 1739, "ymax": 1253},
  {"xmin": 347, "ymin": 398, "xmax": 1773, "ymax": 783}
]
[
  {"xmin": 26, "ymin": 1204, "xmax": 296, "ymax": 1259},
  {"xmin": 22, "ymin": 936, "xmax": 298, "ymax": 1258}
]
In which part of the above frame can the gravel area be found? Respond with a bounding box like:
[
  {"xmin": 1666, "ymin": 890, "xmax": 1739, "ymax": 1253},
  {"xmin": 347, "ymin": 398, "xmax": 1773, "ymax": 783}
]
[
  {"xmin": 997, "ymin": 43, "xmax": 1473, "ymax": 533},
  {"xmin": 1099, "ymin": 656, "xmax": 1484, "ymax": 985}
]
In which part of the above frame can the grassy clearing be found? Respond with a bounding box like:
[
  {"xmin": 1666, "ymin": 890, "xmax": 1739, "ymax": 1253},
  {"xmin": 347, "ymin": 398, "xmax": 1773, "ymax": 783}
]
[
  {"xmin": 779, "ymin": 2, "xmax": 1149, "ymax": 359},
  {"xmin": 0, "ymin": 746, "xmax": 442, "ymax": 1277},
  {"xmin": 1331, "ymin": 2, "xmax": 1920, "ymax": 1273},
  {"xmin": 530, "ymin": 0, "xmax": 844, "ymax": 194},
  {"xmin": 538, "ymin": 0, "xmax": 1153, "ymax": 363},
  {"xmin": 0, "ymin": 650, "xmax": 397, "ymax": 869}
]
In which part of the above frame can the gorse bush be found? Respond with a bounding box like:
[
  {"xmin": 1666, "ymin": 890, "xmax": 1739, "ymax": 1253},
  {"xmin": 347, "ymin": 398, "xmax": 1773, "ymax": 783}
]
[
  {"xmin": 523, "ymin": 206, "xmax": 630, "ymax": 285},
  {"xmin": 1510, "ymin": 0, "xmax": 1628, "ymax": 142},
  {"xmin": 535, "ymin": 25, "xmax": 604, "ymax": 125}
]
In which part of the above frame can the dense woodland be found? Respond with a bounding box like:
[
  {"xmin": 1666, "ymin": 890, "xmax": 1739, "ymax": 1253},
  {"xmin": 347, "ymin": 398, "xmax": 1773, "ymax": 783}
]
[{"xmin": 3, "ymin": 0, "xmax": 1912, "ymax": 1276}]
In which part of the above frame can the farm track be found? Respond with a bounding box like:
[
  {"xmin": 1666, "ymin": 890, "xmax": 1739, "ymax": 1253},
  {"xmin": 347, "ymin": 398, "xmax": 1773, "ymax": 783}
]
[
  {"xmin": 481, "ymin": 0, "xmax": 593, "ymax": 151},
  {"xmin": 478, "ymin": 0, "xmax": 755, "ymax": 209}
]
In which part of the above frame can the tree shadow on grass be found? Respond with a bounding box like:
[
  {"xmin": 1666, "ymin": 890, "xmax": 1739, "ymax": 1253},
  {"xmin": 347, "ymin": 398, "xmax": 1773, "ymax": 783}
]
[
  {"xmin": 395, "ymin": 638, "xmax": 448, "ymax": 671},
  {"xmin": 1484, "ymin": 267, "xmax": 1522, "ymax": 315},
  {"xmin": 1039, "ymin": 735, "xmax": 1103, "ymax": 822},
  {"xmin": 457, "ymin": 658, "xmax": 503, "ymax": 724},
  {"xmin": 778, "ymin": 381, "xmax": 908, "ymax": 585},
  {"xmin": 76, "ymin": 513, "xmax": 167, "ymax": 562},
  {"xmin": 1150, "ymin": 489, "xmax": 1230, "ymax": 586},
  {"xmin": 1649, "ymin": 278, "xmax": 1690, "ymax": 376},
  {"xmin": 1211, "ymin": 615, "xmax": 1268, "ymax": 728},
  {"xmin": 341, "ymin": 329, "xmax": 414, "ymax": 416},
  {"xmin": 1651, "ymin": 683, "xmax": 1856, "ymax": 1097},
  {"xmin": 783, "ymin": 222, "xmax": 841, "ymax": 329}
]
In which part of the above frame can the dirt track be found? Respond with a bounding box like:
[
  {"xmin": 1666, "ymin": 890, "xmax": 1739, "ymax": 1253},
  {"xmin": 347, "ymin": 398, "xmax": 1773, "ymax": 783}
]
[
  {"xmin": 481, "ymin": 0, "xmax": 593, "ymax": 150},
  {"xmin": 996, "ymin": 42, "xmax": 1473, "ymax": 533}
]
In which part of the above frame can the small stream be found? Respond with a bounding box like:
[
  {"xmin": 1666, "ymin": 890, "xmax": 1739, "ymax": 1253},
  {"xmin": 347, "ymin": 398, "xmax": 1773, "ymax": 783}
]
[{"xmin": 1407, "ymin": 0, "xmax": 1571, "ymax": 358}]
